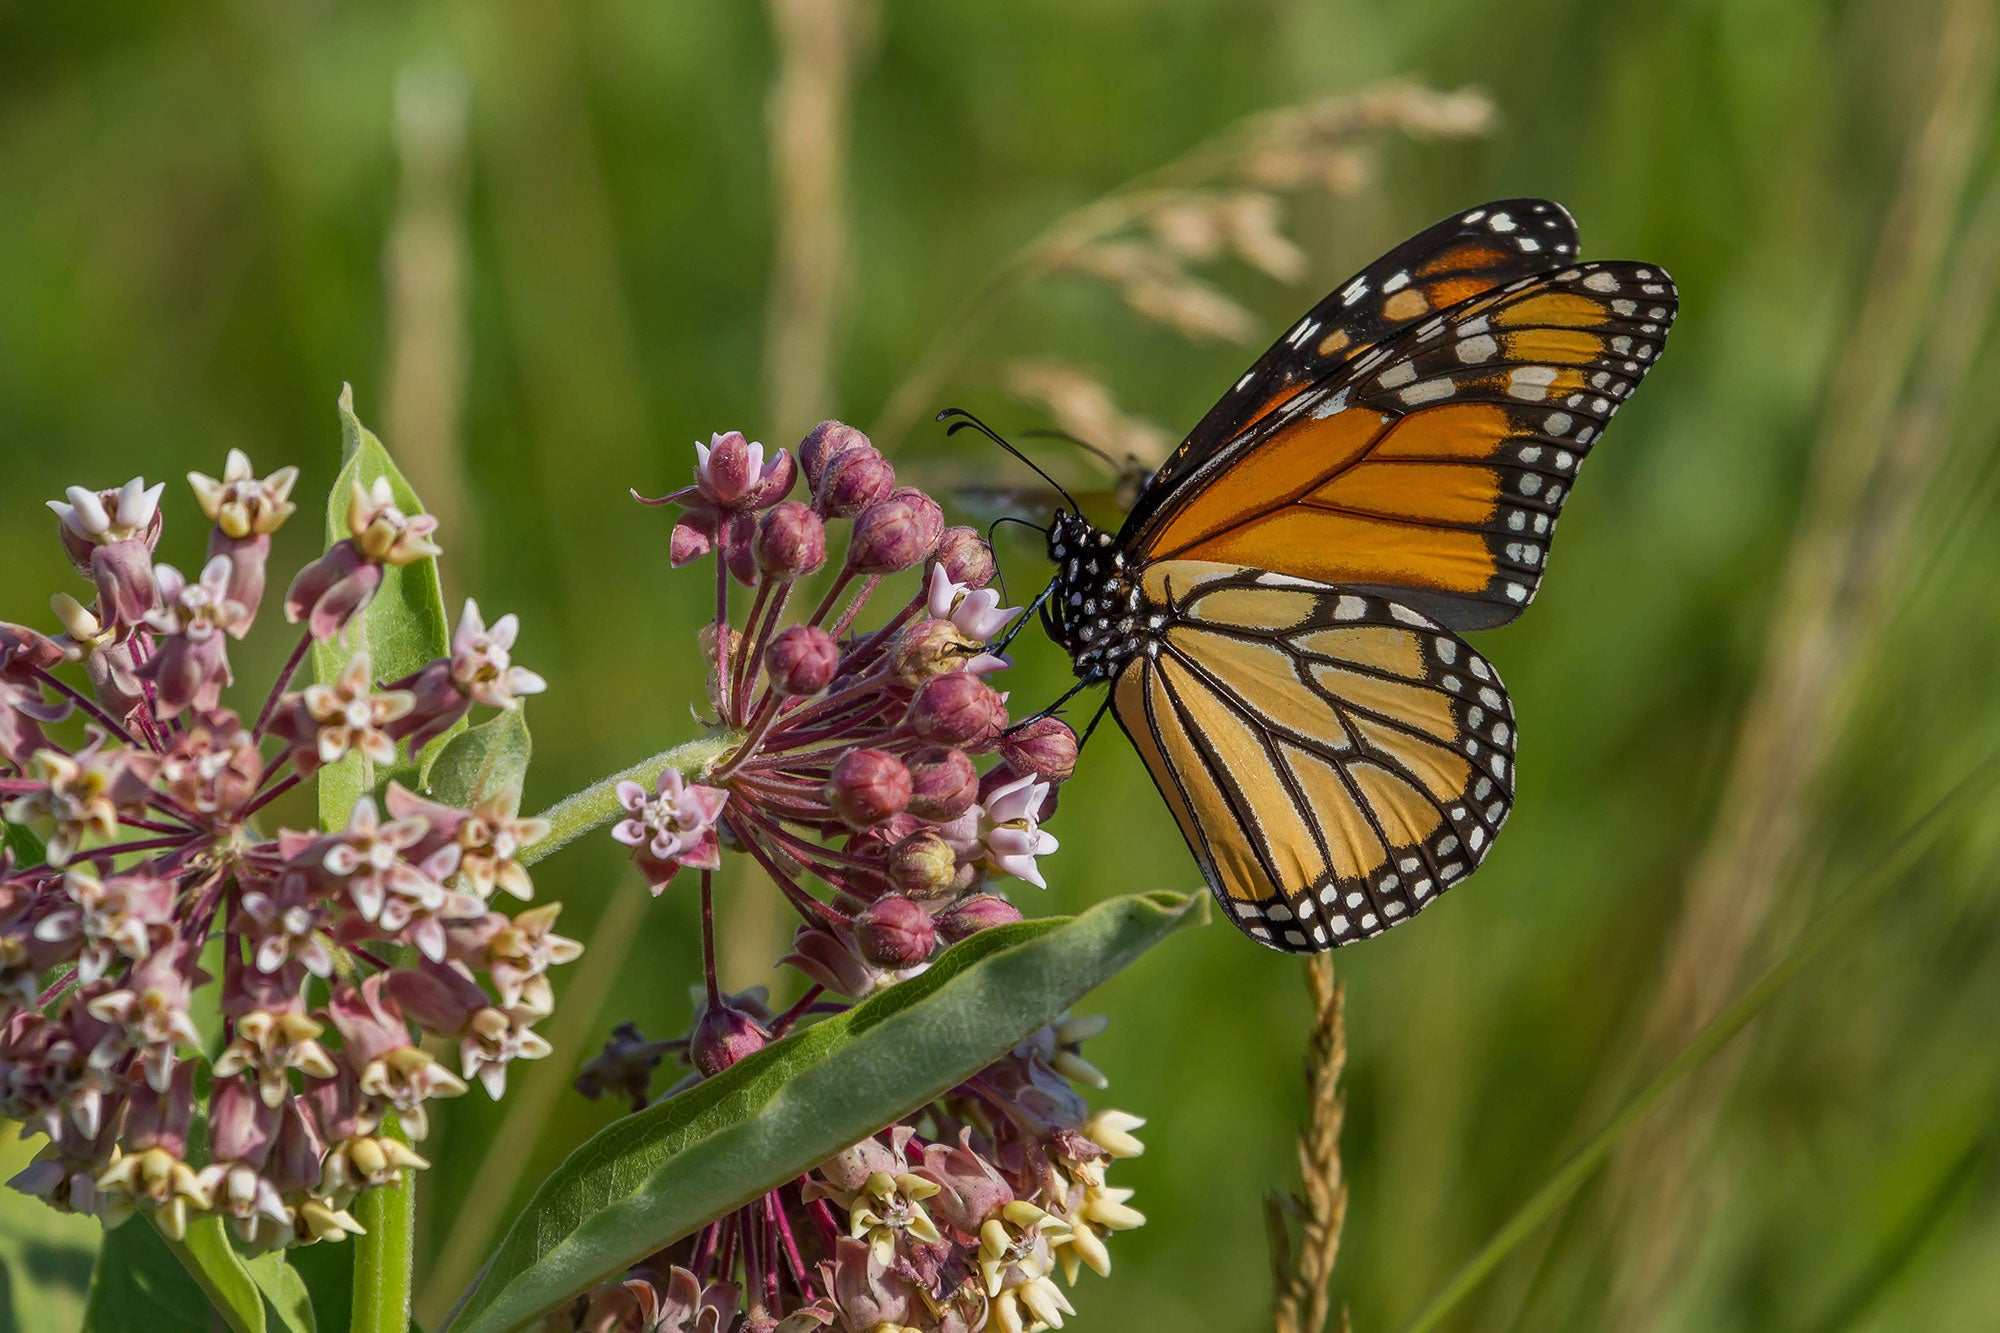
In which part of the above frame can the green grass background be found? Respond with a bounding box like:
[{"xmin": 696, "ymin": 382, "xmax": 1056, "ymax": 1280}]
[{"xmin": 4, "ymin": 2, "xmax": 2000, "ymax": 1330}]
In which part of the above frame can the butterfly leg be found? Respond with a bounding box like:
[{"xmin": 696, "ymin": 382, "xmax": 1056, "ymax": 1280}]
[{"xmin": 1006, "ymin": 674, "xmax": 1101, "ymax": 733}]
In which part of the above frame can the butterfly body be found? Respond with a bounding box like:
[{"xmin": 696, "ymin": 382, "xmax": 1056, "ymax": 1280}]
[{"xmin": 1025, "ymin": 199, "xmax": 1678, "ymax": 953}]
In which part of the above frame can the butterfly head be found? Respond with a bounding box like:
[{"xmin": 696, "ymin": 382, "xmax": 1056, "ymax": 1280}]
[{"xmin": 1044, "ymin": 510, "xmax": 1144, "ymax": 681}]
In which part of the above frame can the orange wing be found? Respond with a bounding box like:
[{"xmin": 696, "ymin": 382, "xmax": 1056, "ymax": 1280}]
[
  {"xmin": 1128, "ymin": 262, "xmax": 1678, "ymax": 630},
  {"xmin": 1133, "ymin": 200, "xmax": 1582, "ymax": 532},
  {"xmin": 1112, "ymin": 562, "xmax": 1514, "ymax": 952}
]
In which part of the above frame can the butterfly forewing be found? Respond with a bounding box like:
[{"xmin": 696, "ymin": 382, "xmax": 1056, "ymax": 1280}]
[
  {"xmin": 1112, "ymin": 562, "xmax": 1514, "ymax": 952},
  {"xmin": 1129, "ymin": 199, "xmax": 1582, "ymax": 538},
  {"xmin": 1126, "ymin": 259, "xmax": 1679, "ymax": 630}
]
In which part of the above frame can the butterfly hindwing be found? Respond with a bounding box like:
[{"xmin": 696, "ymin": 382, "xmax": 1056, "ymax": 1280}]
[
  {"xmin": 1127, "ymin": 199, "xmax": 1582, "ymax": 538},
  {"xmin": 1112, "ymin": 561, "xmax": 1514, "ymax": 952},
  {"xmin": 1125, "ymin": 260, "xmax": 1678, "ymax": 630}
]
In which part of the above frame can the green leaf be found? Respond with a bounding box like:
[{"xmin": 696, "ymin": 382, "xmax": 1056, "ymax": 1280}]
[
  {"xmin": 246, "ymin": 1249, "xmax": 320, "ymax": 1333},
  {"xmin": 424, "ymin": 705, "xmax": 532, "ymax": 810},
  {"xmin": 84, "ymin": 1217, "xmax": 260, "ymax": 1333},
  {"xmin": 312, "ymin": 383, "xmax": 454, "ymax": 830},
  {"xmin": 3, "ymin": 819, "xmax": 47, "ymax": 866},
  {"xmin": 0, "ymin": 1126, "xmax": 99, "ymax": 1331},
  {"xmin": 442, "ymin": 890, "xmax": 1204, "ymax": 1333},
  {"xmin": 285, "ymin": 1241, "xmax": 354, "ymax": 1333},
  {"xmin": 350, "ymin": 1117, "xmax": 417, "ymax": 1333}
]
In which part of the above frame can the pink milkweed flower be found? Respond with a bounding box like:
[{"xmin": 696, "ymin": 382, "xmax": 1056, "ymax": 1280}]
[
  {"xmin": 613, "ymin": 768, "xmax": 728, "ymax": 891},
  {"xmin": 643, "ymin": 431, "xmax": 798, "ymax": 585},
  {"xmin": 48, "ymin": 477, "xmax": 165, "ymax": 626},
  {"xmin": 140, "ymin": 555, "xmax": 250, "ymax": 717},
  {"xmin": 387, "ymin": 601, "xmax": 547, "ymax": 754},
  {"xmin": 924, "ymin": 565, "xmax": 1019, "ymax": 675},
  {"xmin": 975, "ymin": 774, "xmax": 1060, "ymax": 889}
]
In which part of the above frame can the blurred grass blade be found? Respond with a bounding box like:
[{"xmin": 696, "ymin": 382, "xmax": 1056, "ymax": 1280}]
[
  {"xmin": 1400, "ymin": 756, "xmax": 2000, "ymax": 1333},
  {"xmin": 313, "ymin": 382, "xmax": 456, "ymax": 829},
  {"xmin": 424, "ymin": 704, "xmax": 532, "ymax": 808},
  {"xmin": 442, "ymin": 890, "xmax": 1205, "ymax": 1333}
]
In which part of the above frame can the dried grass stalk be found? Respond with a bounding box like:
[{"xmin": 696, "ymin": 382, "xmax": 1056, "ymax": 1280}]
[
  {"xmin": 871, "ymin": 79, "xmax": 1495, "ymax": 446},
  {"xmin": 1270, "ymin": 953, "xmax": 1350, "ymax": 1333},
  {"xmin": 1001, "ymin": 361, "xmax": 1174, "ymax": 468}
]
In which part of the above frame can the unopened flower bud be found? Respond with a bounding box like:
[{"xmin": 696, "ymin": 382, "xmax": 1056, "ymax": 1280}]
[
  {"xmin": 764, "ymin": 624, "xmax": 840, "ymax": 697},
  {"xmin": 999, "ymin": 716, "xmax": 1079, "ymax": 784},
  {"xmin": 891, "ymin": 618, "xmax": 977, "ymax": 684},
  {"xmin": 827, "ymin": 748, "xmax": 911, "ymax": 829},
  {"xmin": 936, "ymin": 892, "xmax": 1023, "ymax": 942},
  {"xmin": 855, "ymin": 895, "xmax": 937, "ymax": 968},
  {"xmin": 908, "ymin": 673, "xmax": 1007, "ymax": 748},
  {"xmin": 887, "ymin": 830, "xmax": 959, "ymax": 898},
  {"xmin": 799, "ymin": 420, "xmax": 871, "ymax": 489},
  {"xmin": 815, "ymin": 447, "xmax": 895, "ymax": 519},
  {"xmin": 933, "ymin": 526, "xmax": 996, "ymax": 588},
  {"xmin": 754, "ymin": 501, "xmax": 827, "ymax": 579},
  {"xmin": 846, "ymin": 499, "xmax": 931, "ymax": 574},
  {"xmin": 691, "ymin": 1002, "xmax": 768, "ymax": 1077},
  {"xmin": 887, "ymin": 488, "xmax": 944, "ymax": 559},
  {"xmin": 905, "ymin": 747, "xmax": 978, "ymax": 821}
]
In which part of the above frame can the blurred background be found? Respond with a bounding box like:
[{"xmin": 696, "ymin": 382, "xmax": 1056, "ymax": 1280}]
[{"xmin": 4, "ymin": 1, "xmax": 2000, "ymax": 1330}]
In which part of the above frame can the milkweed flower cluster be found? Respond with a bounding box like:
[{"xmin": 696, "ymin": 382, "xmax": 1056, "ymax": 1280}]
[
  {"xmin": 564, "ymin": 423, "xmax": 1143, "ymax": 1332},
  {"xmin": 0, "ymin": 452, "xmax": 575, "ymax": 1248}
]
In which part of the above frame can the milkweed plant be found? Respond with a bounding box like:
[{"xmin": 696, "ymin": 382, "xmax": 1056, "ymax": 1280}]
[{"xmin": 0, "ymin": 395, "xmax": 1198, "ymax": 1333}]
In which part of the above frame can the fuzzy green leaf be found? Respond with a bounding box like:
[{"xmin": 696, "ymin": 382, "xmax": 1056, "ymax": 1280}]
[
  {"xmin": 425, "ymin": 705, "xmax": 532, "ymax": 811},
  {"xmin": 312, "ymin": 383, "xmax": 454, "ymax": 830},
  {"xmin": 442, "ymin": 890, "xmax": 1204, "ymax": 1333},
  {"xmin": 84, "ymin": 1216, "xmax": 264, "ymax": 1333}
]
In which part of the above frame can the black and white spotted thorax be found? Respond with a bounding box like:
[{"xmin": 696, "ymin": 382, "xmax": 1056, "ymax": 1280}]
[{"xmin": 1044, "ymin": 511, "xmax": 1152, "ymax": 682}]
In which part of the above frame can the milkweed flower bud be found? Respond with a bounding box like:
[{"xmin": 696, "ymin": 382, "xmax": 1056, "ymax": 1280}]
[
  {"xmin": 999, "ymin": 716, "xmax": 1079, "ymax": 784},
  {"xmin": 844, "ymin": 498, "xmax": 929, "ymax": 574},
  {"xmin": 754, "ymin": 501, "xmax": 827, "ymax": 579},
  {"xmin": 936, "ymin": 892, "xmax": 1023, "ymax": 942},
  {"xmin": 799, "ymin": 420, "xmax": 871, "ymax": 489},
  {"xmin": 933, "ymin": 525, "xmax": 997, "ymax": 588},
  {"xmin": 886, "ymin": 830, "xmax": 959, "ymax": 898},
  {"xmin": 814, "ymin": 446, "xmax": 896, "ymax": 519},
  {"xmin": 908, "ymin": 673, "xmax": 1007, "ymax": 748},
  {"xmin": 827, "ymin": 748, "xmax": 911, "ymax": 829},
  {"xmin": 764, "ymin": 624, "xmax": 840, "ymax": 696},
  {"xmin": 906, "ymin": 746, "xmax": 979, "ymax": 821},
  {"xmin": 854, "ymin": 895, "xmax": 937, "ymax": 969},
  {"xmin": 691, "ymin": 999, "xmax": 769, "ymax": 1077}
]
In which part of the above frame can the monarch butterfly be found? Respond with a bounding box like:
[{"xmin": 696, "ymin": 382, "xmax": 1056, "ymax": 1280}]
[{"xmin": 982, "ymin": 199, "xmax": 1678, "ymax": 953}]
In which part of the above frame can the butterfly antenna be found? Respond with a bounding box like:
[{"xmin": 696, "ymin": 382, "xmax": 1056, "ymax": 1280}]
[
  {"xmin": 937, "ymin": 408, "xmax": 1082, "ymax": 514},
  {"xmin": 1018, "ymin": 427, "xmax": 1126, "ymax": 473},
  {"xmin": 984, "ymin": 515, "xmax": 1051, "ymax": 604}
]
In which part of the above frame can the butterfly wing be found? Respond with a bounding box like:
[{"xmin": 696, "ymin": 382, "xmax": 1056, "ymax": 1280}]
[
  {"xmin": 1124, "ymin": 258, "xmax": 1677, "ymax": 630},
  {"xmin": 1113, "ymin": 561, "xmax": 1514, "ymax": 952},
  {"xmin": 1127, "ymin": 199, "xmax": 1583, "ymax": 539}
]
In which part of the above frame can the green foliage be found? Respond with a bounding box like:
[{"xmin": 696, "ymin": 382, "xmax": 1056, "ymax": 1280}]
[
  {"xmin": 82, "ymin": 1215, "xmax": 316, "ymax": 1333},
  {"xmin": 445, "ymin": 891, "xmax": 1204, "ymax": 1333},
  {"xmin": 312, "ymin": 384, "xmax": 456, "ymax": 830},
  {"xmin": 0, "ymin": 1129, "xmax": 98, "ymax": 1331},
  {"xmin": 424, "ymin": 704, "xmax": 532, "ymax": 810}
]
